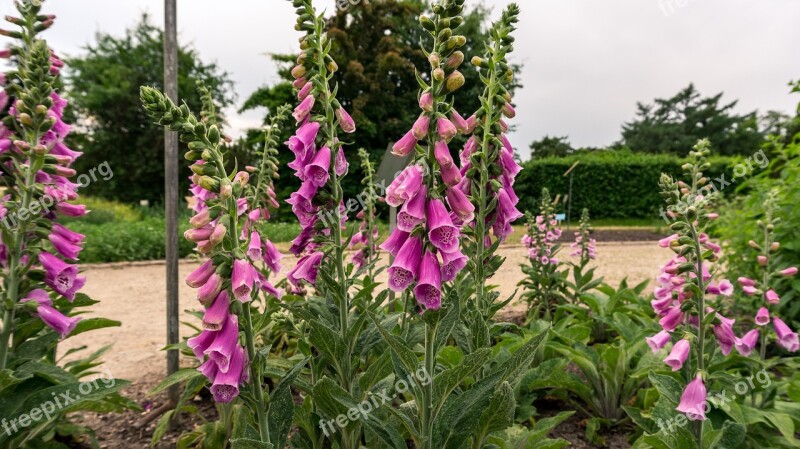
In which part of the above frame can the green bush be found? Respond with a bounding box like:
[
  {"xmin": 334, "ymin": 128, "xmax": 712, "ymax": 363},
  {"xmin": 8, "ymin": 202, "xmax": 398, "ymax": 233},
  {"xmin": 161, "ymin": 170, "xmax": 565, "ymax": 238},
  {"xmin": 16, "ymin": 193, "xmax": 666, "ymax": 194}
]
[{"xmin": 515, "ymin": 150, "xmax": 739, "ymax": 218}]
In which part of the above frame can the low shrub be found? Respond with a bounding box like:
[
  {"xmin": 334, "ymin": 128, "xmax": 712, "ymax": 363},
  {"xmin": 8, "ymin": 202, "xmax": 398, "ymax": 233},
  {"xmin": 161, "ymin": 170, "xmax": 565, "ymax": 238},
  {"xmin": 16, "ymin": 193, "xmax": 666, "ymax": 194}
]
[{"xmin": 515, "ymin": 150, "xmax": 739, "ymax": 218}]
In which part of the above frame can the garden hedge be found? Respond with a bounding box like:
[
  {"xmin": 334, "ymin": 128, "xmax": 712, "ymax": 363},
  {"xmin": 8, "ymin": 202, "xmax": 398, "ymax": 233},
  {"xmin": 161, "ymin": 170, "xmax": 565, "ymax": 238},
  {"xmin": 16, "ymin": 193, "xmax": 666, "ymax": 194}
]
[{"xmin": 514, "ymin": 151, "xmax": 739, "ymax": 219}]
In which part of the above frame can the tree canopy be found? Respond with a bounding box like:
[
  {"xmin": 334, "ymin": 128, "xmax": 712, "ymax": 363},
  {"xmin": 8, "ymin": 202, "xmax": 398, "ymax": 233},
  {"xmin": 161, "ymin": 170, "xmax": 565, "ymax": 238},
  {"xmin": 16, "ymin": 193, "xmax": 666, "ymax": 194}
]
[
  {"xmin": 620, "ymin": 84, "xmax": 764, "ymax": 156},
  {"xmin": 66, "ymin": 15, "xmax": 234, "ymax": 203}
]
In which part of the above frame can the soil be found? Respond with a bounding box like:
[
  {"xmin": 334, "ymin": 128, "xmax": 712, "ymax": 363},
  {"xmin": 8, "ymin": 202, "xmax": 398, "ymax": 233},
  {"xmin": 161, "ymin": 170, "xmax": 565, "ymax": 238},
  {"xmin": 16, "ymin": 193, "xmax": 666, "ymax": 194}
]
[{"xmin": 59, "ymin": 239, "xmax": 669, "ymax": 448}]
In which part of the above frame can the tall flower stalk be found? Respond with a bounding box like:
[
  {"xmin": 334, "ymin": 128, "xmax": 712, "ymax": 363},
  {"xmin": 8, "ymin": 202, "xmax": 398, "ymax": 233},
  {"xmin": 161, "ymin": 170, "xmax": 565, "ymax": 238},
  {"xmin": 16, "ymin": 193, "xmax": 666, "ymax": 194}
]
[
  {"xmin": 350, "ymin": 148, "xmax": 380, "ymax": 278},
  {"xmin": 463, "ymin": 3, "xmax": 523, "ymax": 323},
  {"xmin": 733, "ymin": 189, "xmax": 798, "ymax": 408},
  {"xmin": 283, "ymin": 1, "xmax": 372, "ymax": 447},
  {"xmin": 520, "ymin": 189, "xmax": 566, "ymax": 322},
  {"xmin": 0, "ymin": 3, "xmax": 87, "ymax": 370},
  {"xmin": 649, "ymin": 140, "xmax": 734, "ymax": 446},
  {"xmin": 141, "ymin": 87, "xmax": 285, "ymax": 444},
  {"xmin": 383, "ymin": 0, "xmax": 473, "ymax": 446}
]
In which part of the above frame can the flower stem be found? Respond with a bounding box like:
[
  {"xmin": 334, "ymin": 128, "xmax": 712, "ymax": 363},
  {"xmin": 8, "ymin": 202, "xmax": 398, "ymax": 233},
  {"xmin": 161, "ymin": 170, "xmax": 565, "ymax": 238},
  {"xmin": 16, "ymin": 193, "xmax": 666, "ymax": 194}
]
[
  {"xmin": 242, "ymin": 304, "xmax": 270, "ymax": 443},
  {"xmin": 421, "ymin": 322, "xmax": 437, "ymax": 449},
  {"xmin": 0, "ymin": 128, "xmax": 42, "ymax": 370}
]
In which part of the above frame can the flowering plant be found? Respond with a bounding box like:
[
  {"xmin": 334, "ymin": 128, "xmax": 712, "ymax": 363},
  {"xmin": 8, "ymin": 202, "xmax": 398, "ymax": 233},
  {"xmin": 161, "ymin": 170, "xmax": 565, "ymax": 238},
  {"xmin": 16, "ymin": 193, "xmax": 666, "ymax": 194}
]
[
  {"xmin": 519, "ymin": 188, "xmax": 568, "ymax": 321},
  {"xmin": 632, "ymin": 140, "xmax": 747, "ymax": 448},
  {"xmin": 141, "ymin": 85, "xmax": 304, "ymax": 447},
  {"xmin": 0, "ymin": 2, "xmax": 131, "ymax": 447},
  {"xmin": 564, "ymin": 208, "xmax": 602, "ymax": 302}
]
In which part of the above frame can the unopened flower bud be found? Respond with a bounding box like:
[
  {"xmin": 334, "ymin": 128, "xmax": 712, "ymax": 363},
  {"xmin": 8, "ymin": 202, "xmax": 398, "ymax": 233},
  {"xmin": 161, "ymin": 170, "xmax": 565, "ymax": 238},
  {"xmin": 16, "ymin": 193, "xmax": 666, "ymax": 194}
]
[
  {"xmin": 234, "ymin": 171, "xmax": 250, "ymax": 187},
  {"xmin": 219, "ymin": 181, "xmax": 232, "ymax": 199},
  {"xmin": 433, "ymin": 67, "xmax": 445, "ymax": 82},
  {"xmin": 770, "ymin": 242, "xmax": 780, "ymax": 251},
  {"xmin": 18, "ymin": 113, "xmax": 33, "ymax": 126},
  {"xmin": 428, "ymin": 53, "xmax": 440, "ymax": 68},
  {"xmin": 757, "ymin": 255, "xmax": 768, "ymax": 266},
  {"xmin": 209, "ymin": 223, "xmax": 227, "ymax": 245},
  {"xmin": 33, "ymin": 144, "xmax": 48, "ymax": 155},
  {"xmin": 445, "ymin": 71, "xmax": 464, "ymax": 92},
  {"xmin": 444, "ymin": 51, "xmax": 464, "ymax": 70},
  {"xmin": 327, "ymin": 60, "xmax": 338, "ymax": 73},
  {"xmin": 291, "ymin": 64, "xmax": 306, "ymax": 79}
]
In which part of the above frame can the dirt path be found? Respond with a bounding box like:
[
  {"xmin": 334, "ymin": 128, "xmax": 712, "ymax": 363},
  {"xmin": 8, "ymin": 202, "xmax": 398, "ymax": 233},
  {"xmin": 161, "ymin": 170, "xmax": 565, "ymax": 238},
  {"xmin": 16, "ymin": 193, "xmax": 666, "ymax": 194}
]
[{"xmin": 60, "ymin": 242, "xmax": 671, "ymax": 382}]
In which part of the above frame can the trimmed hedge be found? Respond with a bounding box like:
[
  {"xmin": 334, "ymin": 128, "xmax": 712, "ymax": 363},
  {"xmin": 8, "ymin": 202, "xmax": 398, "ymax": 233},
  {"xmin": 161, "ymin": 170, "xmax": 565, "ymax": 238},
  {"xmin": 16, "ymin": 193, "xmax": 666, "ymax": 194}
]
[{"xmin": 515, "ymin": 151, "xmax": 739, "ymax": 219}]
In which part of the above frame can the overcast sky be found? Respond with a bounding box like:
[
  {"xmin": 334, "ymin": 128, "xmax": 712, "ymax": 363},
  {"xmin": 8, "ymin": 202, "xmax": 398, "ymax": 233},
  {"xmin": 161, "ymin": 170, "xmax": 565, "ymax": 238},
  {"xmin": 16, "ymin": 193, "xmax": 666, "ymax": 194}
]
[{"xmin": 2, "ymin": 0, "xmax": 799, "ymax": 157}]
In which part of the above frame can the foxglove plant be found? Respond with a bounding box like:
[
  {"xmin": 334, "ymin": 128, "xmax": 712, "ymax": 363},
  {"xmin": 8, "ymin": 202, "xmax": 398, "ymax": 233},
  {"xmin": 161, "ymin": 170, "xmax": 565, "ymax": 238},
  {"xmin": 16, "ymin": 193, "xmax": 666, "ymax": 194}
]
[
  {"xmin": 0, "ymin": 3, "xmax": 130, "ymax": 447},
  {"xmin": 371, "ymin": 4, "xmax": 549, "ymax": 449},
  {"xmin": 349, "ymin": 148, "xmax": 380, "ymax": 277},
  {"xmin": 519, "ymin": 188, "xmax": 567, "ymax": 321},
  {"xmin": 461, "ymin": 4, "xmax": 523, "ymax": 323},
  {"xmin": 734, "ymin": 190, "xmax": 800, "ymax": 357},
  {"xmin": 645, "ymin": 140, "xmax": 738, "ymax": 446},
  {"xmin": 141, "ymin": 87, "xmax": 294, "ymax": 446},
  {"xmin": 566, "ymin": 208, "xmax": 600, "ymax": 301},
  {"xmin": 279, "ymin": 2, "xmax": 394, "ymax": 448},
  {"xmin": 0, "ymin": 4, "xmax": 87, "ymax": 369},
  {"xmin": 383, "ymin": 1, "xmax": 473, "ymax": 446}
]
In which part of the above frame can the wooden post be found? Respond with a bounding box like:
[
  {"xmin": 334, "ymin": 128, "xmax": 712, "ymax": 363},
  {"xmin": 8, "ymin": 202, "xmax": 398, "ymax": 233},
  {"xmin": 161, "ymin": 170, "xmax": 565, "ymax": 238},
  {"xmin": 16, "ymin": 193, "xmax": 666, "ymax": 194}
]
[{"xmin": 164, "ymin": 0, "xmax": 180, "ymax": 405}]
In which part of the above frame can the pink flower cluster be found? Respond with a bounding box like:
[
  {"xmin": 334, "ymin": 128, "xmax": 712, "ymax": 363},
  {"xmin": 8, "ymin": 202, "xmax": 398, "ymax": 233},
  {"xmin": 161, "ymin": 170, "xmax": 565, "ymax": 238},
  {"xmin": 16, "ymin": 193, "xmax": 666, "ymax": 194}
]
[
  {"xmin": 184, "ymin": 175, "xmax": 282, "ymax": 403},
  {"xmin": 522, "ymin": 215, "xmax": 562, "ymax": 266},
  {"xmin": 283, "ymin": 57, "xmax": 354, "ymax": 289},
  {"xmin": 382, "ymin": 165, "xmax": 468, "ymax": 311},
  {"xmin": 569, "ymin": 232, "xmax": 596, "ymax": 260},
  {"xmin": 737, "ymin": 268, "xmax": 799, "ymax": 352},
  {"xmin": 0, "ymin": 52, "xmax": 88, "ymax": 338},
  {"xmin": 459, "ymin": 133, "xmax": 523, "ymax": 243},
  {"xmin": 350, "ymin": 209, "xmax": 378, "ymax": 269}
]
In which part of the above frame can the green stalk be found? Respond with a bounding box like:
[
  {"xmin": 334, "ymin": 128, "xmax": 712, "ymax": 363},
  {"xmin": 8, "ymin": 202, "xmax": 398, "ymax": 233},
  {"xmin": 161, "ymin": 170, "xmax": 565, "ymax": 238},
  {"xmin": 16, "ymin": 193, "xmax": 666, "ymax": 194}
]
[
  {"xmin": 474, "ymin": 36, "xmax": 502, "ymax": 319},
  {"xmin": 242, "ymin": 304, "xmax": 270, "ymax": 443},
  {"xmin": 421, "ymin": 322, "xmax": 437, "ymax": 449},
  {"xmin": 0, "ymin": 116, "xmax": 43, "ymax": 370},
  {"xmin": 688, "ymin": 218, "xmax": 705, "ymax": 447}
]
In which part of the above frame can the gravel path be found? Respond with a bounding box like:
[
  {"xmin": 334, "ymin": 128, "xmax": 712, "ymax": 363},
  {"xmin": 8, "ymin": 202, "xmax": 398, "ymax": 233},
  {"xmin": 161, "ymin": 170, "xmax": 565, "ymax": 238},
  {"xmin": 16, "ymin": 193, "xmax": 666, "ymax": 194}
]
[{"xmin": 60, "ymin": 242, "xmax": 671, "ymax": 382}]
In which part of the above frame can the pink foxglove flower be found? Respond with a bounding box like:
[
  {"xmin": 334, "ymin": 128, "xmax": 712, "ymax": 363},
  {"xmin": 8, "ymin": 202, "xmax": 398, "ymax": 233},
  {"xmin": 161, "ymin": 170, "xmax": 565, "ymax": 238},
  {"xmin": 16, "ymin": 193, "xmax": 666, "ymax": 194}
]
[
  {"xmin": 676, "ymin": 375, "xmax": 707, "ymax": 421},
  {"xmin": 664, "ymin": 339, "xmax": 690, "ymax": 371},
  {"xmin": 773, "ymin": 317, "xmax": 800, "ymax": 352},
  {"xmin": 204, "ymin": 314, "xmax": 240, "ymax": 374},
  {"xmin": 210, "ymin": 345, "xmax": 246, "ymax": 403},
  {"xmin": 287, "ymin": 251, "xmax": 324, "ymax": 287},
  {"xmin": 305, "ymin": 146, "xmax": 332, "ymax": 188},
  {"xmin": 779, "ymin": 266, "xmax": 798, "ymax": 276},
  {"xmin": 397, "ymin": 184, "xmax": 427, "ymax": 232},
  {"xmin": 392, "ymin": 130, "xmax": 417, "ymax": 156},
  {"xmin": 388, "ymin": 235, "xmax": 422, "ymax": 292},
  {"xmin": 441, "ymin": 249, "xmax": 468, "ymax": 283},
  {"xmin": 335, "ymin": 107, "xmax": 355, "ymax": 133},
  {"xmin": 646, "ymin": 330, "xmax": 672, "ymax": 353},
  {"xmin": 765, "ymin": 289, "xmax": 780, "ymax": 305},
  {"xmin": 411, "ymin": 115, "xmax": 430, "ymax": 140},
  {"xmin": 734, "ymin": 329, "xmax": 759, "ymax": 356},
  {"xmin": 414, "ymin": 250, "xmax": 443, "ymax": 310},
  {"xmin": 755, "ymin": 307, "xmax": 770, "ymax": 326},
  {"xmin": 203, "ymin": 291, "xmax": 231, "ymax": 331},
  {"xmin": 380, "ymin": 228, "xmax": 410, "ymax": 257},
  {"xmin": 427, "ymin": 198, "xmax": 460, "ymax": 253},
  {"xmin": 38, "ymin": 252, "xmax": 85, "ymax": 301}
]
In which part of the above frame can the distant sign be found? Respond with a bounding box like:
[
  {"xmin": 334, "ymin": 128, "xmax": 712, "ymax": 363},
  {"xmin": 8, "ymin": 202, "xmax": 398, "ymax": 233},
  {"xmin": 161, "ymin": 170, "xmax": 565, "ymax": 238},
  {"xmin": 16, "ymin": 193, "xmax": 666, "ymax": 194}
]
[{"xmin": 555, "ymin": 213, "xmax": 566, "ymax": 222}]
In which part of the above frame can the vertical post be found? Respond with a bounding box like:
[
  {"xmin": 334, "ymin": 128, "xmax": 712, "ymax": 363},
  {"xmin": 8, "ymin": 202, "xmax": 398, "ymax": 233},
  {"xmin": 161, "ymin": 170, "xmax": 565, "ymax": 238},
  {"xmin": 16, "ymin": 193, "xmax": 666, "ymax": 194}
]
[{"xmin": 164, "ymin": 0, "xmax": 180, "ymax": 405}]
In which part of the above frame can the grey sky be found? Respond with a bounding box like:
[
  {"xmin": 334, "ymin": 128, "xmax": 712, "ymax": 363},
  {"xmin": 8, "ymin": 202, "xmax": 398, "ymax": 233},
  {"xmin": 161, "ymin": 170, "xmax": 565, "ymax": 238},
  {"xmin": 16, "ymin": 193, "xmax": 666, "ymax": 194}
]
[{"xmin": 3, "ymin": 0, "xmax": 799, "ymax": 157}]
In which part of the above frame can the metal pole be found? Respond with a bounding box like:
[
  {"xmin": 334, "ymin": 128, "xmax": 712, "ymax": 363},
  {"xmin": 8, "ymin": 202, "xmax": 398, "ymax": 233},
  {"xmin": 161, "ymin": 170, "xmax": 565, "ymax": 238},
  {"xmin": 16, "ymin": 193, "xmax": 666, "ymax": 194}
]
[{"xmin": 164, "ymin": 0, "xmax": 180, "ymax": 404}]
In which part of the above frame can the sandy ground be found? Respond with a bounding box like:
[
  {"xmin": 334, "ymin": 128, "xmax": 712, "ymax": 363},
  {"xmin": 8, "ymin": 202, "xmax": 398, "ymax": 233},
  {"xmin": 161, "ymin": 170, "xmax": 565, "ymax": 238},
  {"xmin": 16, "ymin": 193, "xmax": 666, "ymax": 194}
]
[{"xmin": 60, "ymin": 242, "xmax": 671, "ymax": 382}]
